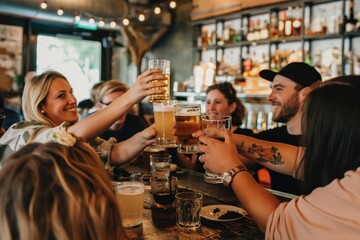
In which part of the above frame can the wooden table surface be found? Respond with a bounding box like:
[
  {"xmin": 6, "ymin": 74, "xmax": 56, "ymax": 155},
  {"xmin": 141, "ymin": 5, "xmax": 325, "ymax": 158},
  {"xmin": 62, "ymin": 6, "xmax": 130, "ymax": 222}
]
[{"xmin": 120, "ymin": 164, "xmax": 295, "ymax": 239}]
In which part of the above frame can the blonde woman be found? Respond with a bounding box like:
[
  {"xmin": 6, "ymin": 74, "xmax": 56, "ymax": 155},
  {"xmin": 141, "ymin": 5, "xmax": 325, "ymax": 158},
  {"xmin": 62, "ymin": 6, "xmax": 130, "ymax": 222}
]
[
  {"xmin": 0, "ymin": 141, "xmax": 128, "ymax": 239},
  {"xmin": 0, "ymin": 69, "xmax": 166, "ymax": 164}
]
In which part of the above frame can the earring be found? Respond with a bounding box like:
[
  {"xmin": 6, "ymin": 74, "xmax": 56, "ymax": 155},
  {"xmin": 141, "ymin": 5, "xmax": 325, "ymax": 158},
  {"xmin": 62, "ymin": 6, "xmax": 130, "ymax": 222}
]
[{"xmin": 40, "ymin": 110, "xmax": 45, "ymax": 114}]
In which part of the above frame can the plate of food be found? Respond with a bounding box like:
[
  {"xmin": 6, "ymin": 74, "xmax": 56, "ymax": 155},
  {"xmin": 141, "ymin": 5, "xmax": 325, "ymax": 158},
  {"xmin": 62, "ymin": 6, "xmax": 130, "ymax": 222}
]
[{"xmin": 201, "ymin": 205, "xmax": 248, "ymax": 222}]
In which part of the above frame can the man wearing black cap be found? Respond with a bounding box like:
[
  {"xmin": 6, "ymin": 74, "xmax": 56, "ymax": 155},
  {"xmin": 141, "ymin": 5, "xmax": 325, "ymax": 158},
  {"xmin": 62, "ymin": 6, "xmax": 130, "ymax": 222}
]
[{"xmin": 239, "ymin": 62, "xmax": 322, "ymax": 195}]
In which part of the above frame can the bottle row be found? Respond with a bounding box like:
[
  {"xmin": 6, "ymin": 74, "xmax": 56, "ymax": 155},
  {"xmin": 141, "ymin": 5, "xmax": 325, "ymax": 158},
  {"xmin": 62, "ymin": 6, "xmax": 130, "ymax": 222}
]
[{"xmin": 196, "ymin": 0, "xmax": 360, "ymax": 48}]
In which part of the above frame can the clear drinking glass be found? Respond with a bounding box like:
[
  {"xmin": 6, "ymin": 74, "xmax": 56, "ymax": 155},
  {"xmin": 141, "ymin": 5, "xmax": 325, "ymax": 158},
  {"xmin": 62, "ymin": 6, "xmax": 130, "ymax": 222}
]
[
  {"xmin": 175, "ymin": 103, "xmax": 201, "ymax": 154},
  {"xmin": 201, "ymin": 114, "xmax": 232, "ymax": 184},
  {"xmin": 148, "ymin": 59, "xmax": 171, "ymax": 102},
  {"xmin": 175, "ymin": 192, "xmax": 203, "ymax": 231},
  {"xmin": 153, "ymin": 100, "xmax": 177, "ymax": 147},
  {"xmin": 150, "ymin": 153, "xmax": 172, "ymax": 178}
]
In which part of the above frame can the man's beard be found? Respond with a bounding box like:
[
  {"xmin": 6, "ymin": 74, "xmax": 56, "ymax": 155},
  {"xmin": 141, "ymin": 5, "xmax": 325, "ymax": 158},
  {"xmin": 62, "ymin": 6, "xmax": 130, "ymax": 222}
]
[{"xmin": 272, "ymin": 92, "xmax": 300, "ymax": 123}]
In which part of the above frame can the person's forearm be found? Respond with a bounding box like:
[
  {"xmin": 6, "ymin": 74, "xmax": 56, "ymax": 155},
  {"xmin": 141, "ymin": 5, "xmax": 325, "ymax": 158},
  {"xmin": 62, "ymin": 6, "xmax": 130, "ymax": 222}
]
[
  {"xmin": 110, "ymin": 131, "xmax": 152, "ymax": 165},
  {"xmin": 69, "ymin": 91, "xmax": 134, "ymax": 142},
  {"xmin": 232, "ymin": 133, "xmax": 303, "ymax": 177},
  {"xmin": 231, "ymin": 170, "xmax": 280, "ymax": 232}
]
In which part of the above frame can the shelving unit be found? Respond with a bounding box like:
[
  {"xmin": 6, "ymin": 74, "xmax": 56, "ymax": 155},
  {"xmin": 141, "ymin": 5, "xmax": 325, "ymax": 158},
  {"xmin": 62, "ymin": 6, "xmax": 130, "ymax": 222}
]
[{"xmin": 191, "ymin": 0, "xmax": 360, "ymax": 81}]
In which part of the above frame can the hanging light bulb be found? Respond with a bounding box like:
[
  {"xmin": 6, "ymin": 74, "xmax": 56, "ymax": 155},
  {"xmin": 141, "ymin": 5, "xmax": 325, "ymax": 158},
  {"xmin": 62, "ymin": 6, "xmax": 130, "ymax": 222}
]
[
  {"xmin": 98, "ymin": 19, "xmax": 105, "ymax": 27},
  {"xmin": 138, "ymin": 13, "xmax": 145, "ymax": 22},
  {"xmin": 169, "ymin": 1, "xmax": 177, "ymax": 9},
  {"xmin": 74, "ymin": 13, "xmax": 81, "ymax": 22},
  {"xmin": 154, "ymin": 6, "xmax": 161, "ymax": 15},
  {"xmin": 122, "ymin": 18, "xmax": 130, "ymax": 26},
  {"xmin": 89, "ymin": 17, "xmax": 95, "ymax": 24},
  {"xmin": 40, "ymin": 1, "xmax": 47, "ymax": 9},
  {"xmin": 110, "ymin": 20, "xmax": 117, "ymax": 28},
  {"xmin": 57, "ymin": 8, "xmax": 64, "ymax": 16}
]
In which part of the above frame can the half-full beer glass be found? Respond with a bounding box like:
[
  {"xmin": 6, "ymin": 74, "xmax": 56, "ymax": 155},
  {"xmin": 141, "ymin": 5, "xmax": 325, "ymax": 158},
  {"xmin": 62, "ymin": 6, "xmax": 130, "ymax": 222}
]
[
  {"xmin": 148, "ymin": 59, "xmax": 170, "ymax": 102},
  {"xmin": 175, "ymin": 103, "xmax": 201, "ymax": 154}
]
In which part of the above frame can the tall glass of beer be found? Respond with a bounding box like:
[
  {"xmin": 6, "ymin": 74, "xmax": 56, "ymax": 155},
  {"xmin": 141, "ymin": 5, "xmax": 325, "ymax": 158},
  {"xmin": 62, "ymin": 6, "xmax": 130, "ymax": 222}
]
[
  {"xmin": 148, "ymin": 59, "xmax": 170, "ymax": 102},
  {"xmin": 201, "ymin": 114, "xmax": 232, "ymax": 183},
  {"xmin": 153, "ymin": 100, "xmax": 177, "ymax": 147},
  {"xmin": 175, "ymin": 103, "xmax": 201, "ymax": 154}
]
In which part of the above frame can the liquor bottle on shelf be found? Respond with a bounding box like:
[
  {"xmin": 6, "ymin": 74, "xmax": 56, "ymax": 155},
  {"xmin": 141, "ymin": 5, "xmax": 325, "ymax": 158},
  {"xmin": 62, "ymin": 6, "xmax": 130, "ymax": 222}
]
[
  {"xmin": 278, "ymin": 11, "xmax": 286, "ymax": 38},
  {"xmin": 210, "ymin": 31, "xmax": 217, "ymax": 46},
  {"xmin": 247, "ymin": 20, "xmax": 255, "ymax": 41},
  {"xmin": 345, "ymin": 0, "xmax": 358, "ymax": 32},
  {"xmin": 284, "ymin": 6, "xmax": 293, "ymax": 37},
  {"xmin": 254, "ymin": 19, "xmax": 261, "ymax": 41},
  {"xmin": 270, "ymin": 12, "xmax": 279, "ymax": 39},
  {"xmin": 201, "ymin": 30, "xmax": 210, "ymax": 47},
  {"xmin": 260, "ymin": 20, "xmax": 269, "ymax": 40},
  {"xmin": 292, "ymin": 5, "xmax": 302, "ymax": 36},
  {"xmin": 223, "ymin": 27, "xmax": 230, "ymax": 44}
]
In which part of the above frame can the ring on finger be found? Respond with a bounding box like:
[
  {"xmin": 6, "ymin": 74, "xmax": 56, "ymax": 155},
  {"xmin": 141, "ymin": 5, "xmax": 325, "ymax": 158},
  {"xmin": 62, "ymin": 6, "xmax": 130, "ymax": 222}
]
[{"xmin": 199, "ymin": 154, "xmax": 204, "ymax": 163}]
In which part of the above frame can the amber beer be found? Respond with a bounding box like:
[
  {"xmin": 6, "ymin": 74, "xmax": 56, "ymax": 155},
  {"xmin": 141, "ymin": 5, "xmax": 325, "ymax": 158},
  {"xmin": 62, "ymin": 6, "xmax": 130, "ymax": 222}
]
[
  {"xmin": 175, "ymin": 104, "xmax": 201, "ymax": 154},
  {"xmin": 148, "ymin": 59, "xmax": 171, "ymax": 102}
]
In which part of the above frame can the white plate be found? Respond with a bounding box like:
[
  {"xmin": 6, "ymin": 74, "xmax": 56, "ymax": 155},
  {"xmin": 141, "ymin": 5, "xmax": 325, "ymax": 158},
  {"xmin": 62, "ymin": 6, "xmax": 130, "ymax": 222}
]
[{"xmin": 201, "ymin": 205, "xmax": 248, "ymax": 222}]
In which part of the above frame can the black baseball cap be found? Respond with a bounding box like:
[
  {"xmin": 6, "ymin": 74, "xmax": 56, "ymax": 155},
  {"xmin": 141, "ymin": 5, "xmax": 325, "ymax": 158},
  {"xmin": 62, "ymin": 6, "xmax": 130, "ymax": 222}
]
[{"xmin": 259, "ymin": 62, "xmax": 322, "ymax": 87}]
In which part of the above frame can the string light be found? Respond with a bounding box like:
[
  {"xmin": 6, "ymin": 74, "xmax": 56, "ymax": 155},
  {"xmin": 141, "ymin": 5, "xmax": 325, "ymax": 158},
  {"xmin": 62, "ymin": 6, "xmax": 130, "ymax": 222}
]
[
  {"xmin": 138, "ymin": 13, "xmax": 145, "ymax": 22},
  {"xmin": 40, "ymin": 1, "xmax": 47, "ymax": 9},
  {"xmin": 98, "ymin": 19, "xmax": 105, "ymax": 27},
  {"xmin": 88, "ymin": 17, "xmax": 95, "ymax": 24},
  {"xmin": 122, "ymin": 18, "xmax": 130, "ymax": 26},
  {"xmin": 110, "ymin": 20, "xmax": 117, "ymax": 28},
  {"xmin": 57, "ymin": 8, "xmax": 64, "ymax": 16},
  {"xmin": 74, "ymin": 13, "xmax": 81, "ymax": 22},
  {"xmin": 37, "ymin": 1, "xmax": 177, "ymax": 29},
  {"xmin": 169, "ymin": 1, "xmax": 177, "ymax": 9},
  {"xmin": 154, "ymin": 6, "xmax": 161, "ymax": 15}
]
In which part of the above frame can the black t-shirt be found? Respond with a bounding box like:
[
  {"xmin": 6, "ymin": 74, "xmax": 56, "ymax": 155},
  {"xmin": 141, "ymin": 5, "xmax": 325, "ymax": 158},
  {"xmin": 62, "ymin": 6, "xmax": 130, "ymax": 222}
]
[
  {"xmin": 100, "ymin": 113, "xmax": 148, "ymax": 142},
  {"xmin": 236, "ymin": 126, "xmax": 303, "ymax": 195}
]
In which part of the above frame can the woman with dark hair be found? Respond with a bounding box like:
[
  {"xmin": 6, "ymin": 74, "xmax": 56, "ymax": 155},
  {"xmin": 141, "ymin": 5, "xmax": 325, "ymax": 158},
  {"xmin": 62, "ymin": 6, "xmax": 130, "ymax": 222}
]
[
  {"xmin": 198, "ymin": 76, "xmax": 360, "ymax": 238},
  {"xmin": 206, "ymin": 82, "xmax": 247, "ymax": 131}
]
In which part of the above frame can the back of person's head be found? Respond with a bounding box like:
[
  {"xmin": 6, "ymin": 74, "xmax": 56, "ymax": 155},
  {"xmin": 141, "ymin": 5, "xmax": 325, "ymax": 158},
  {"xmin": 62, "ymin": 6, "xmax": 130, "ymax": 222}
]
[
  {"xmin": 90, "ymin": 81, "xmax": 105, "ymax": 102},
  {"xmin": 96, "ymin": 80, "xmax": 129, "ymax": 104},
  {"xmin": 206, "ymin": 82, "xmax": 246, "ymax": 126},
  {"xmin": 0, "ymin": 141, "xmax": 127, "ymax": 240},
  {"xmin": 22, "ymin": 70, "xmax": 67, "ymax": 127},
  {"xmin": 300, "ymin": 75, "xmax": 360, "ymax": 194}
]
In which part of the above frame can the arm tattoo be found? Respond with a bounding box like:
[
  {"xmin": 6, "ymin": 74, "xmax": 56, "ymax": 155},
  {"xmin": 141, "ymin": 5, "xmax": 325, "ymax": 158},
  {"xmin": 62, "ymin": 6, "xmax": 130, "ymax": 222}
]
[{"xmin": 247, "ymin": 143, "xmax": 284, "ymax": 165}]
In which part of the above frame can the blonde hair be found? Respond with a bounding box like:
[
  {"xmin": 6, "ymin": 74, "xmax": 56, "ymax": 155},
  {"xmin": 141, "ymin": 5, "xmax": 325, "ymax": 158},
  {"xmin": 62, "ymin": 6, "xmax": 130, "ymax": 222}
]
[
  {"xmin": 96, "ymin": 80, "xmax": 129, "ymax": 104},
  {"xmin": 22, "ymin": 70, "xmax": 68, "ymax": 127},
  {"xmin": 0, "ymin": 141, "xmax": 127, "ymax": 240}
]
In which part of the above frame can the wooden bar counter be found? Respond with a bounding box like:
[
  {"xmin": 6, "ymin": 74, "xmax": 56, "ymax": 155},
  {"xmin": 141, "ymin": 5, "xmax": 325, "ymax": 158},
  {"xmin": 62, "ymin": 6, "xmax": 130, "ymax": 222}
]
[{"xmin": 121, "ymin": 164, "xmax": 295, "ymax": 239}]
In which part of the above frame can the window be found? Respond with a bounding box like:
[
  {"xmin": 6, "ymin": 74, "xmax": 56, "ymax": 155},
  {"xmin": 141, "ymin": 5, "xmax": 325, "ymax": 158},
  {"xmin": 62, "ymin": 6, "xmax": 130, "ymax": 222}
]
[{"xmin": 36, "ymin": 35, "xmax": 101, "ymax": 102}]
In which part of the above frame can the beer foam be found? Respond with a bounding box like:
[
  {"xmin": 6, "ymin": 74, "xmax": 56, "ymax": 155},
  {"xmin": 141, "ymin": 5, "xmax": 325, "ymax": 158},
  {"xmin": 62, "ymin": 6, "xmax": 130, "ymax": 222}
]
[
  {"xmin": 175, "ymin": 111, "xmax": 200, "ymax": 116},
  {"xmin": 153, "ymin": 104, "xmax": 175, "ymax": 112},
  {"xmin": 117, "ymin": 185, "xmax": 144, "ymax": 195}
]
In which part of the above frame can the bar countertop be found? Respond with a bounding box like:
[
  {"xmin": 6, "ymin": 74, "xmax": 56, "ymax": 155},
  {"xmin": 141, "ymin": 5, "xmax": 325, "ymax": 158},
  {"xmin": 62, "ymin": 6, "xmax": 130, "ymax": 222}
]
[{"xmin": 121, "ymin": 164, "xmax": 295, "ymax": 239}]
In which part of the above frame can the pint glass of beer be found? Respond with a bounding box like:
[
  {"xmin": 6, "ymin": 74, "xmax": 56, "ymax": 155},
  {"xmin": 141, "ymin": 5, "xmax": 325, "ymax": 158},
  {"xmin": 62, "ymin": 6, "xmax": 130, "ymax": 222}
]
[
  {"xmin": 148, "ymin": 59, "xmax": 170, "ymax": 102},
  {"xmin": 153, "ymin": 100, "xmax": 177, "ymax": 147},
  {"xmin": 175, "ymin": 103, "xmax": 201, "ymax": 154}
]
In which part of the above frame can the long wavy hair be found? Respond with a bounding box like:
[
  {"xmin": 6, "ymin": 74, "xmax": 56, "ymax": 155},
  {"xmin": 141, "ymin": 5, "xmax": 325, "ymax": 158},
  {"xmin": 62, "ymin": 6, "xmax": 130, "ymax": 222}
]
[
  {"xmin": 300, "ymin": 75, "xmax": 360, "ymax": 194},
  {"xmin": 22, "ymin": 70, "xmax": 68, "ymax": 127},
  {"xmin": 206, "ymin": 82, "xmax": 246, "ymax": 126},
  {"xmin": 0, "ymin": 141, "xmax": 127, "ymax": 240}
]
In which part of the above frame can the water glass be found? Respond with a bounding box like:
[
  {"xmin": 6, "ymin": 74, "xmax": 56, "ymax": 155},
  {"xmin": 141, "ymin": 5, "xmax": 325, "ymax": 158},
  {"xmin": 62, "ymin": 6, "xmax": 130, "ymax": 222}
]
[
  {"xmin": 150, "ymin": 153, "xmax": 172, "ymax": 178},
  {"xmin": 201, "ymin": 114, "xmax": 231, "ymax": 184},
  {"xmin": 148, "ymin": 59, "xmax": 171, "ymax": 102},
  {"xmin": 153, "ymin": 100, "xmax": 177, "ymax": 147},
  {"xmin": 175, "ymin": 192, "xmax": 203, "ymax": 231},
  {"xmin": 175, "ymin": 103, "xmax": 201, "ymax": 154},
  {"xmin": 142, "ymin": 145, "xmax": 167, "ymax": 172},
  {"xmin": 114, "ymin": 181, "xmax": 144, "ymax": 228}
]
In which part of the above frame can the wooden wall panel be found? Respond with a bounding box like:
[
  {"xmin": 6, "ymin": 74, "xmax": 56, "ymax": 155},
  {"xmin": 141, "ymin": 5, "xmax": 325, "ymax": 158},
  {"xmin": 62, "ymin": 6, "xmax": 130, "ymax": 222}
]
[{"xmin": 191, "ymin": 0, "xmax": 288, "ymax": 21}]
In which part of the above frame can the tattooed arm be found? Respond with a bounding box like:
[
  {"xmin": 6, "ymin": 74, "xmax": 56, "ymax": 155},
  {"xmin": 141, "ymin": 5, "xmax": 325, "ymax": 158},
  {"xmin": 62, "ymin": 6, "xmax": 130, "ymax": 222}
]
[{"xmin": 232, "ymin": 133, "xmax": 304, "ymax": 178}]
